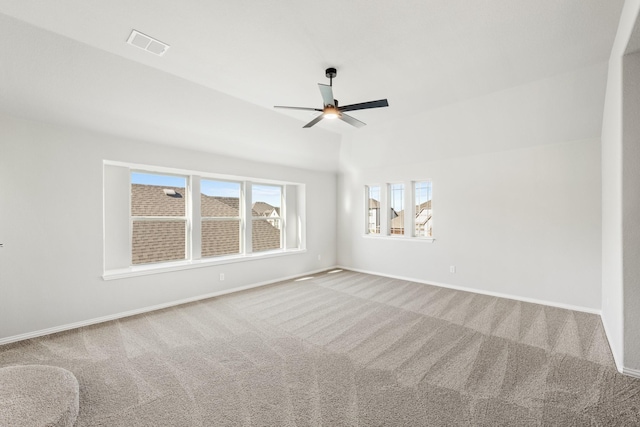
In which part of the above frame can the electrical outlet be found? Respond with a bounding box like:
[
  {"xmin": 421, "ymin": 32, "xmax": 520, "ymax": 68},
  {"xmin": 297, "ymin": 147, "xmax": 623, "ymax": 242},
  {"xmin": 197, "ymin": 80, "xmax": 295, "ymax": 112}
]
[
  {"xmin": 449, "ymin": 266, "xmax": 456, "ymax": 274},
  {"xmin": 317, "ymin": 254, "xmax": 322, "ymax": 261},
  {"xmin": 219, "ymin": 273, "xmax": 225, "ymax": 281}
]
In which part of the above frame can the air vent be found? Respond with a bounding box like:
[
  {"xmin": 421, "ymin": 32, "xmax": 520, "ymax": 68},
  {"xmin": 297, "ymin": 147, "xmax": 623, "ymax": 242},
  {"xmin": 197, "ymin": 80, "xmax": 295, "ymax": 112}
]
[{"xmin": 126, "ymin": 30, "xmax": 169, "ymax": 56}]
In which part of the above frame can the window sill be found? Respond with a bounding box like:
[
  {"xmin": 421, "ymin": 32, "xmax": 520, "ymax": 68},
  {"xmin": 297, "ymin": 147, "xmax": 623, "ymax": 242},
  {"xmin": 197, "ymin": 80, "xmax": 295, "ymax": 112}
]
[
  {"xmin": 362, "ymin": 234, "xmax": 435, "ymax": 242},
  {"xmin": 103, "ymin": 248, "xmax": 307, "ymax": 281}
]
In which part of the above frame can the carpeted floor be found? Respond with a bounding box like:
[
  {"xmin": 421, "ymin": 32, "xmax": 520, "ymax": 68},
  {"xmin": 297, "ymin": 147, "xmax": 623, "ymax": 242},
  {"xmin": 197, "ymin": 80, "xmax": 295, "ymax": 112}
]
[{"xmin": 1, "ymin": 270, "xmax": 639, "ymax": 426}]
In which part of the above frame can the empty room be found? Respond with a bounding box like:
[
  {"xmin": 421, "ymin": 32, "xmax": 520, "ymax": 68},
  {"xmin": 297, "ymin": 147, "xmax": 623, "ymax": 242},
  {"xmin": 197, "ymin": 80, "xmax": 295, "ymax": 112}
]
[{"xmin": 2, "ymin": 0, "xmax": 640, "ymax": 425}]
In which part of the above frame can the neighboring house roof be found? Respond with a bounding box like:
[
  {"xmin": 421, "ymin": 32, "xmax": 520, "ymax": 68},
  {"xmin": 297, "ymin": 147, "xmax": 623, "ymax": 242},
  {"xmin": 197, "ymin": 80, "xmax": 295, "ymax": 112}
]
[
  {"xmin": 418, "ymin": 200, "xmax": 432, "ymax": 211},
  {"xmin": 252, "ymin": 201, "xmax": 278, "ymax": 217},
  {"xmin": 368, "ymin": 199, "xmax": 380, "ymax": 209},
  {"xmin": 252, "ymin": 219, "xmax": 281, "ymax": 252},
  {"xmin": 390, "ymin": 201, "xmax": 432, "ymax": 230},
  {"xmin": 131, "ymin": 184, "xmax": 281, "ymax": 264},
  {"xmin": 131, "ymin": 184, "xmax": 185, "ymax": 217},
  {"xmin": 202, "ymin": 195, "xmax": 239, "ymax": 217}
]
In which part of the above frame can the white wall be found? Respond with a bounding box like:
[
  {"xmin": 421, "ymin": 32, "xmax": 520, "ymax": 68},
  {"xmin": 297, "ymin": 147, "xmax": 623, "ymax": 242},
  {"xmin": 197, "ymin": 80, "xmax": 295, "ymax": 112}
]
[
  {"xmin": 0, "ymin": 112, "xmax": 337, "ymax": 341},
  {"xmin": 623, "ymin": 51, "xmax": 640, "ymax": 371},
  {"xmin": 337, "ymin": 63, "xmax": 606, "ymax": 312},
  {"xmin": 601, "ymin": 0, "xmax": 640, "ymax": 372}
]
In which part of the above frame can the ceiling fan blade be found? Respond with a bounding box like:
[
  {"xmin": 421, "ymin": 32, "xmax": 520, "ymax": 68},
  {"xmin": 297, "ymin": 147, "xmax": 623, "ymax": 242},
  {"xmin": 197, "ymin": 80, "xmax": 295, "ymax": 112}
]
[
  {"xmin": 303, "ymin": 114, "xmax": 324, "ymax": 128},
  {"xmin": 339, "ymin": 99, "xmax": 389, "ymax": 112},
  {"xmin": 339, "ymin": 113, "xmax": 366, "ymax": 128},
  {"xmin": 274, "ymin": 106, "xmax": 322, "ymax": 111},
  {"xmin": 318, "ymin": 84, "xmax": 335, "ymax": 107}
]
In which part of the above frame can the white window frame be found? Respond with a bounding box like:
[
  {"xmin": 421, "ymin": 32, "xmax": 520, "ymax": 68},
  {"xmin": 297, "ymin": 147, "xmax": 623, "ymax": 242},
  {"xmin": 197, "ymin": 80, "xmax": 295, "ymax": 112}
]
[
  {"xmin": 103, "ymin": 161, "xmax": 306, "ymax": 280},
  {"xmin": 250, "ymin": 182, "xmax": 285, "ymax": 253},
  {"xmin": 200, "ymin": 178, "xmax": 244, "ymax": 258},
  {"xmin": 363, "ymin": 180, "xmax": 434, "ymax": 242},
  {"xmin": 365, "ymin": 185, "xmax": 382, "ymax": 235},
  {"xmin": 387, "ymin": 182, "xmax": 405, "ymax": 237},
  {"xmin": 413, "ymin": 180, "xmax": 433, "ymax": 239},
  {"xmin": 130, "ymin": 171, "xmax": 190, "ymax": 265}
]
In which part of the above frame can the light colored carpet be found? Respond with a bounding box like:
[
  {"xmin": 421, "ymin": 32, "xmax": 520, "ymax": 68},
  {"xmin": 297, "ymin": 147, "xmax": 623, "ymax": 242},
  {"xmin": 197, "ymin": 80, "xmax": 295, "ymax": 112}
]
[
  {"xmin": 1, "ymin": 270, "xmax": 639, "ymax": 426},
  {"xmin": 0, "ymin": 364, "xmax": 79, "ymax": 427}
]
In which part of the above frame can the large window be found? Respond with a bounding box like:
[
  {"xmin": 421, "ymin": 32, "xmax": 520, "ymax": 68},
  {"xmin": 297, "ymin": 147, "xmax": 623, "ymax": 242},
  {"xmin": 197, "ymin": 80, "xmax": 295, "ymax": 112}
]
[
  {"xmin": 131, "ymin": 172, "xmax": 187, "ymax": 265},
  {"xmin": 201, "ymin": 180, "xmax": 241, "ymax": 257},
  {"xmin": 366, "ymin": 186, "xmax": 381, "ymax": 234},
  {"xmin": 389, "ymin": 183, "xmax": 404, "ymax": 235},
  {"xmin": 414, "ymin": 181, "xmax": 432, "ymax": 237},
  {"xmin": 252, "ymin": 184, "xmax": 282, "ymax": 252},
  {"xmin": 104, "ymin": 164, "xmax": 305, "ymax": 273}
]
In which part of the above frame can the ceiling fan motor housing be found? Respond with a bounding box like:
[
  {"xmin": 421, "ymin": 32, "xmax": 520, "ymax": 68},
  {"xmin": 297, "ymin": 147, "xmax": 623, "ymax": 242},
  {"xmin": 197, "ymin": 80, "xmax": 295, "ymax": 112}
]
[{"xmin": 325, "ymin": 67, "xmax": 337, "ymax": 79}]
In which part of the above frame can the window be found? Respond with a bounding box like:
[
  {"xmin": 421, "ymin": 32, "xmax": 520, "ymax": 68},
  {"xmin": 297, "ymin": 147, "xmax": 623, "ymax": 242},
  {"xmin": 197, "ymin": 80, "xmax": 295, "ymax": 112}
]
[
  {"xmin": 414, "ymin": 181, "xmax": 432, "ymax": 237},
  {"xmin": 104, "ymin": 162, "xmax": 305, "ymax": 276},
  {"xmin": 366, "ymin": 186, "xmax": 381, "ymax": 234},
  {"xmin": 131, "ymin": 172, "xmax": 188, "ymax": 265},
  {"xmin": 389, "ymin": 183, "xmax": 404, "ymax": 235},
  {"xmin": 363, "ymin": 180, "xmax": 433, "ymax": 241},
  {"xmin": 201, "ymin": 180, "xmax": 241, "ymax": 257},
  {"xmin": 252, "ymin": 184, "xmax": 282, "ymax": 252}
]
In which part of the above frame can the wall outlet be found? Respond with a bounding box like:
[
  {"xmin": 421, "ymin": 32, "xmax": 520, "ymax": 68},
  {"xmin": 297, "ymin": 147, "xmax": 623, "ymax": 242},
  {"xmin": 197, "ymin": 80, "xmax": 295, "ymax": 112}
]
[
  {"xmin": 317, "ymin": 254, "xmax": 322, "ymax": 261},
  {"xmin": 219, "ymin": 273, "xmax": 225, "ymax": 281},
  {"xmin": 449, "ymin": 265, "xmax": 456, "ymax": 273}
]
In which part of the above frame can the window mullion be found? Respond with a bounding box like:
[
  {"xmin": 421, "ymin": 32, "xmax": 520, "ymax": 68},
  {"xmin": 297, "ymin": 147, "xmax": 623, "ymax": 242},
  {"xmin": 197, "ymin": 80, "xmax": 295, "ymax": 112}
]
[
  {"xmin": 244, "ymin": 181, "xmax": 253, "ymax": 254},
  {"xmin": 191, "ymin": 175, "xmax": 201, "ymax": 260}
]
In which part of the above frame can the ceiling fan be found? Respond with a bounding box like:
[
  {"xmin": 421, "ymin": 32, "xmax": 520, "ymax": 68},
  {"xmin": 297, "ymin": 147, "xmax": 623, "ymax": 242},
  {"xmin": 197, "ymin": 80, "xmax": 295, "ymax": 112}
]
[{"xmin": 274, "ymin": 67, "xmax": 389, "ymax": 128}]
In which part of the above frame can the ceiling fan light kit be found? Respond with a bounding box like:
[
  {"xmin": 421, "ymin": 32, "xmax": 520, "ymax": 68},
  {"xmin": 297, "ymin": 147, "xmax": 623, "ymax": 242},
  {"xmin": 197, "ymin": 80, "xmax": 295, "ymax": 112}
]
[{"xmin": 274, "ymin": 67, "xmax": 389, "ymax": 128}]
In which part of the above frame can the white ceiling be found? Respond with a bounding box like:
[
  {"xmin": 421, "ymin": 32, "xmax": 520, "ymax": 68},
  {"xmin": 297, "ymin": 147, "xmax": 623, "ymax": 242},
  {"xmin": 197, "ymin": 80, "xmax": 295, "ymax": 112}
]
[{"xmin": 0, "ymin": 0, "xmax": 626, "ymax": 170}]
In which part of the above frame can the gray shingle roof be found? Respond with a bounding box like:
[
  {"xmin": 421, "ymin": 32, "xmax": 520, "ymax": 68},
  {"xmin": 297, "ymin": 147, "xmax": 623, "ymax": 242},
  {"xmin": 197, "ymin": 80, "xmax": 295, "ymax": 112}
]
[
  {"xmin": 252, "ymin": 219, "xmax": 281, "ymax": 252},
  {"xmin": 131, "ymin": 184, "xmax": 281, "ymax": 264},
  {"xmin": 202, "ymin": 220, "xmax": 240, "ymax": 257},
  {"xmin": 202, "ymin": 196, "xmax": 239, "ymax": 217},
  {"xmin": 131, "ymin": 184, "xmax": 185, "ymax": 216},
  {"xmin": 132, "ymin": 220, "xmax": 186, "ymax": 264}
]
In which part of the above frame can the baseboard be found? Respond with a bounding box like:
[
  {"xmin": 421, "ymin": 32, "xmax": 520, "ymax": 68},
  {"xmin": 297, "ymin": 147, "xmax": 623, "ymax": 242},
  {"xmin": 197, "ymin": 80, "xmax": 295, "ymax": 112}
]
[
  {"xmin": 0, "ymin": 266, "xmax": 337, "ymax": 346},
  {"xmin": 623, "ymin": 367, "xmax": 640, "ymax": 379},
  {"xmin": 336, "ymin": 265, "xmax": 602, "ymax": 315}
]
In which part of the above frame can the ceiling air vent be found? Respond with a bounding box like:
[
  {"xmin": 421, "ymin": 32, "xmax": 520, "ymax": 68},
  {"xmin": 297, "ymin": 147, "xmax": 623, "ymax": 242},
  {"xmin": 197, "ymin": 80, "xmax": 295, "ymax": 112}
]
[{"xmin": 126, "ymin": 30, "xmax": 169, "ymax": 56}]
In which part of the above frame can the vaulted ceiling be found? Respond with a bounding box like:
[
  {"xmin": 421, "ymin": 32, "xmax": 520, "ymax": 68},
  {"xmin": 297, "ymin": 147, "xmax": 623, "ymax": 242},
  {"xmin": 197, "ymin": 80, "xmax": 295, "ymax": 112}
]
[{"xmin": 0, "ymin": 0, "xmax": 626, "ymax": 170}]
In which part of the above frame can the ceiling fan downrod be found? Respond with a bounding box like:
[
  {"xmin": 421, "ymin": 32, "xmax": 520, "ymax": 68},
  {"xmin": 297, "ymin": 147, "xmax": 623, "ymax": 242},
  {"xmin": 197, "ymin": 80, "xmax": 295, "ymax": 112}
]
[{"xmin": 325, "ymin": 67, "xmax": 337, "ymax": 87}]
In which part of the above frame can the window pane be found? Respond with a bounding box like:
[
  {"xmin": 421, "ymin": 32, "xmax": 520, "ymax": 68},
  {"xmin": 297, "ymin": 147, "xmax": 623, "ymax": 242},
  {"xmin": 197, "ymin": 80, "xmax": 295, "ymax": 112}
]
[
  {"xmin": 202, "ymin": 219, "xmax": 240, "ymax": 257},
  {"xmin": 201, "ymin": 180, "xmax": 240, "ymax": 218},
  {"xmin": 367, "ymin": 186, "xmax": 380, "ymax": 234},
  {"xmin": 415, "ymin": 181, "xmax": 432, "ymax": 237},
  {"xmin": 131, "ymin": 172, "xmax": 186, "ymax": 217},
  {"xmin": 252, "ymin": 184, "xmax": 281, "ymax": 217},
  {"xmin": 253, "ymin": 218, "xmax": 281, "ymax": 252},
  {"xmin": 389, "ymin": 183, "xmax": 404, "ymax": 235},
  {"xmin": 132, "ymin": 220, "xmax": 186, "ymax": 264}
]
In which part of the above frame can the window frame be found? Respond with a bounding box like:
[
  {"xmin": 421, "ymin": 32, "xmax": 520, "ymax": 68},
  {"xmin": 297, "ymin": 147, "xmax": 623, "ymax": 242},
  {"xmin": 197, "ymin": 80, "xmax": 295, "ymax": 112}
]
[
  {"xmin": 251, "ymin": 182, "xmax": 285, "ymax": 253},
  {"xmin": 363, "ymin": 180, "xmax": 434, "ymax": 242},
  {"xmin": 413, "ymin": 180, "xmax": 433, "ymax": 239},
  {"xmin": 103, "ymin": 161, "xmax": 306, "ymax": 280},
  {"xmin": 387, "ymin": 182, "xmax": 405, "ymax": 236},
  {"xmin": 130, "ymin": 171, "xmax": 190, "ymax": 265},
  {"xmin": 200, "ymin": 178, "xmax": 244, "ymax": 258},
  {"xmin": 365, "ymin": 184, "xmax": 382, "ymax": 235}
]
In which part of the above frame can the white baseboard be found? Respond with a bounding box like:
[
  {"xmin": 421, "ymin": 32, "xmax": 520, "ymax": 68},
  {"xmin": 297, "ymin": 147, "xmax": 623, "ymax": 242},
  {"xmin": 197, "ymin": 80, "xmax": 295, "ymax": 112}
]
[
  {"xmin": 0, "ymin": 266, "xmax": 337, "ymax": 346},
  {"xmin": 623, "ymin": 367, "xmax": 640, "ymax": 379},
  {"xmin": 336, "ymin": 265, "xmax": 602, "ymax": 315}
]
